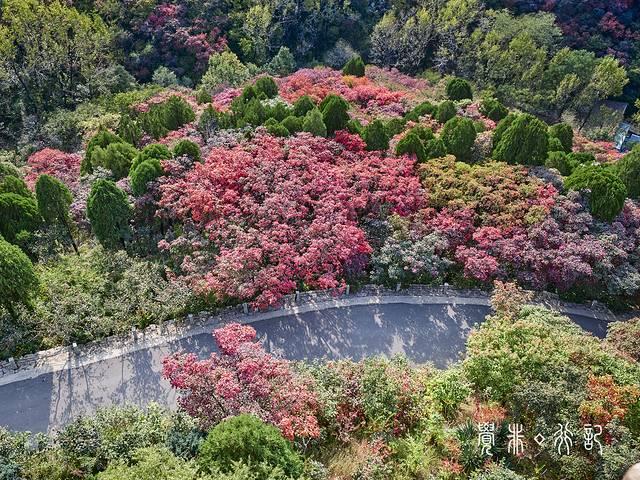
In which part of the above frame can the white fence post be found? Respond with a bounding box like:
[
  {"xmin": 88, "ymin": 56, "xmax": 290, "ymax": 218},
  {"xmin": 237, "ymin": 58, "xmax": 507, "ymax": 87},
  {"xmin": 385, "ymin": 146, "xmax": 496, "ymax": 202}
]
[{"xmin": 243, "ymin": 303, "xmax": 249, "ymax": 314}]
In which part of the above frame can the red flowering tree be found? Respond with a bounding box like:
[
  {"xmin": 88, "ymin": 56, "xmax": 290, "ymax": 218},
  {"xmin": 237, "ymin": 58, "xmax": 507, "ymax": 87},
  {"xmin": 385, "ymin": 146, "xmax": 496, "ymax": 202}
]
[
  {"xmin": 162, "ymin": 323, "xmax": 320, "ymax": 440},
  {"xmin": 159, "ymin": 133, "xmax": 423, "ymax": 306},
  {"xmin": 25, "ymin": 148, "xmax": 81, "ymax": 192}
]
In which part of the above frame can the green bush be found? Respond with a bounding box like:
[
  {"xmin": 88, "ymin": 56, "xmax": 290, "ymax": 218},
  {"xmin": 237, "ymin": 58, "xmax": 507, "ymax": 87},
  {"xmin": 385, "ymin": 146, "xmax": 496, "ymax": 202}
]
[
  {"xmin": 548, "ymin": 122, "xmax": 574, "ymax": 153},
  {"xmin": 471, "ymin": 465, "xmax": 529, "ymax": 480},
  {"xmin": 479, "ymin": 97, "xmax": 508, "ymax": 122},
  {"xmin": 545, "ymin": 151, "xmax": 572, "ymax": 176},
  {"xmin": 266, "ymin": 123, "xmax": 290, "ymax": 137},
  {"xmin": 429, "ymin": 368, "xmax": 471, "ymax": 420},
  {"xmin": 346, "ymin": 118, "xmax": 363, "ymax": 134},
  {"xmin": 0, "ymin": 193, "xmax": 40, "ymax": 245},
  {"xmin": 0, "ymin": 236, "xmax": 39, "ymax": 317},
  {"xmin": 117, "ymin": 115, "xmax": 142, "ymax": 146},
  {"xmin": 162, "ymin": 96, "xmax": 196, "ymax": 131},
  {"xmin": 264, "ymin": 102, "xmax": 292, "ymax": 122},
  {"xmin": 281, "ymin": 115, "xmax": 303, "ymax": 134},
  {"xmin": 195, "ymin": 88, "xmax": 212, "ymax": 105},
  {"xmin": 492, "ymin": 113, "xmax": 549, "ymax": 166},
  {"xmin": 302, "ymin": 108, "xmax": 327, "ymax": 137},
  {"xmin": 241, "ymin": 98, "xmax": 266, "ymax": 126},
  {"xmin": 0, "ymin": 176, "xmax": 31, "ymax": 197},
  {"xmin": 446, "ymin": 77, "xmax": 473, "ymax": 101},
  {"xmin": 424, "ymin": 138, "xmax": 447, "ymax": 159},
  {"xmin": 343, "ymin": 55, "xmax": 365, "ymax": 77},
  {"xmin": 92, "ymin": 142, "xmax": 138, "ymax": 179},
  {"xmin": 173, "ymin": 140, "xmax": 201, "ymax": 162},
  {"xmin": 132, "ymin": 144, "xmax": 172, "ymax": 172},
  {"xmin": 321, "ymin": 94, "xmax": 350, "ymax": 135},
  {"xmin": 363, "ymin": 119, "xmax": 390, "ymax": 151},
  {"xmin": 491, "ymin": 113, "xmax": 517, "ymax": 148},
  {"xmin": 615, "ymin": 148, "xmax": 640, "ymax": 198},
  {"xmin": 200, "ymin": 50, "xmax": 250, "ymax": 92},
  {"xmin": 410, "ymin": 125, "xmax": 435, "ymax": 142},
  {"xmin": 440, "ymin": 116, "xmax": 477, "ymax": 162},
  {"xmin": 83, "ymin": 130, "xmax": 125, "ymax": 174},
  {"xmin": 292, "ymin": 95, "xmax": 315, "ymax": 117},
  {"xmin": 254, "ymin": 76, "xmax": 278, "ymax": 99},
  {"xmin": 565, "ymin": 164, "xmax": 627, "ymax": 221},
  {"xmin": 130, "ymin": 160, "xmax": 162, "ymax": 196},
  {"xmin": 385, "ymin": 117, "xmax": 407, "ymax": 137},
  {"xmin": 566, "ymin": 152, "xmax": 595, "ymax": 166},
  {"xmin": 435, "ymin": 100, "xmax": 457, "ymax": 123},
  {"xmin": 607, "ymin": 318, "xmax": 640, "ymax": 362},
  {"xmin": 96, "ymin": 447, "xmax": 197, "ymax": 480},
  {"xmin": 548, "ymin": 136, "xmax": 565, "ymax": 153},
  {"xmin": 396, "ymin": 132, "xmax": 426, "ymax": 162},
  {"xmin": 0, "ymin": 161, "xmax": 21, "ymax": 181},
  {"xmin": 35, "ymin": 175, "xmax": 77, "ymax": 252},
  {"xmin": 86, "ymin": 179, "xmax": 132, "ymax": 249},
  {"xmin": 266, "ymin": 46, "xmax": 296, "ymax": 77},
  {"xmin": 198, "ymin": 415, "xmax": 303, "ymax": 479}
]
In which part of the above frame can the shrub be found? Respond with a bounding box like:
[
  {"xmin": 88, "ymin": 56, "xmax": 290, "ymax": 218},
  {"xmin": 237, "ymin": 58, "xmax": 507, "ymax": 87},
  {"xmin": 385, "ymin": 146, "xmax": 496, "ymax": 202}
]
[
  {"xmin": 0, "ymin": 236, "xmax": 39, "ymax": 317},
  {"xmin": 607, "ymin": 318, "xmax": 640, "ymax": 362},
  {"xmin": 346, "ymin": 118, "xmax": 363, "ymax": 134},
  {"xmin": 491, "ymin": 113, "xmax": 517, "ymax": 148},
  {"xmin": 410, "ymin": 125, "xmax": 435, "ymax": 142},
  {"xmin": 363, "ymin": 119, "xmax": 390, "ymax": 151},
  {"xmin": 97, "ymin": 447, "xmax": 196, "ymax": 480},
  {"xmin": 0, "ymin": 176, "xmax": 30, "ymax": 197},
  {"xmin": 130, "ymin": 160, "xmax": 162, "ymax": 196},
  {"xmin": 343, "ymin": 55, "xmax": 365, "ymax": 77},
  {"xmin": 545, "ymin": 151, "xmax": 572, "ymax": 176},
  {"xmin": 195, "ymin": 88, "xmax": 212, "ymax": 105},
  {"xmin": 264, "ymin": 102, "xmax": 292, "ymax": 122},
  {"xmin": 436, "ymin": 100, "xmax": 457, "ymax": 123},
  {"xmin": 162, "ymin": 96, "xmax": 195, "ymax": 132},
  {"xmin": 396, "ymin": 132, "xmax": 426, "ymax": 162},
  {"xmin": 86, "ymin": 179, "xmax": 132, "ymax": 249},
  {"xmin": 35, "ymin": 174, "xmax": 77, "ymax": 252},
  {"xmin": 92, "ymin": 142, "xmax": 138, "ymax": 179},
  {"xmin": 117, "ymin": 115, "xmax": 142, "ymax": 146},
  {"xmin": 0, "ymin": 161, "xmax": 21, "ymax": 181},
  {"xmin": 172, "ymin": 140, "xmax": 201, "ymax": 162},
  {"xmin": 254, "ymin": 76, "xmax": 278, "ymax": 99},
  {"xmin": 446, "ymin": 77, "xmax": 473, "ymax": 100},
  {"xmin": 424, "ymin": 138, "xmax": 447, "ymax": 159},
  {"xmin": 200, "ymin": 50, "xmax": 250, "ymax": 92},
  {"xmin": 281, "ymin": 115, "xmax": 303, "ymax": 134},
  {"xmin": 132, "ymin": 144, "xmax": 172, "ymax": 172},
  {"xmin": 240, "ymin": 98, "xmax": 266, "ymax": 126},
  {"xmin": 479, "ymin": 97, "xmax": 508, "ymax": 122},
  {"xmin": 565, "ymin": 164, "xmax": 627, "ymax": 221},
  {"xmin": 321, "ymin": 94, "xmax": 350, "ymax": 135},
  {"xmin": 548, "ymin": 136, "xmax": 565, "ymax": 152},
  {"xmin": 302, "ymin": 108, "xmax": 327, "ymax": 137},
  {"xmin": 323, "ymin": 39, "xmax": 357, "ymax": 69},
  {"xmin": 385, "ymin": 117, "xmax": 406, "ymax": 137},
  {"xmin": 83, "ymin": 130, "xmax": 125, "ymax": 174},
  {"xmin": 266, "ymin": 46, "xmax": 296, "ymax": 76},
  {"xmin": 198, "ymin": 415, "xmax": 303, "ymax": 479},
  {"xmin": 292, "ymin": 95, "xmax": 315, "ymax": 117},
  {"xmin": 615, "ymin": 149, "xmax": 640, "ymax": 198},
  {"xmin": 266, "ymin": 123, "xmax": 290, "ymax": 137},
  {"xmin": 548, "ymin": 122, "xmax": 574, "ymax": 153},
  {"xmin": 406, "ymin": 101, "xmax": 436, "ymax": 122},
  {"xmin": 151, "ymin": 66, "xmax": 179, "ymax": 87},
  {"xmin": 492, "ymin": 113, "xmax": 549, "ymax": 166},
  {"xmin": 440, "ymin": 116, "xmax": 477, "ymax": 162},
  {"xmin": 0, "ymin": 193, "xmax": 40, "ymax": 245},
  {"xmin": 566, "ymin": 152, "xmax": 596, "ymax": 166}
]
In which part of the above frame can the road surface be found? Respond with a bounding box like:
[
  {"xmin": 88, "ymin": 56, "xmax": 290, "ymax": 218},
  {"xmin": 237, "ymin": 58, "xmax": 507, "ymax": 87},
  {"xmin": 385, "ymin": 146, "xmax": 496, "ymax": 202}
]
[{"xmin": 0, "ymin": 299, "xmax": 609, "ymax": 433}]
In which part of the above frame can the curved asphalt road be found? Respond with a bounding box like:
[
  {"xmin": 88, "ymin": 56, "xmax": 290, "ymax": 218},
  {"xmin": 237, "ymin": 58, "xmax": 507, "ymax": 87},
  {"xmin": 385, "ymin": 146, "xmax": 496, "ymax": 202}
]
[{"xmin": 0, "ymin": 300, "xmax": 609, "ymax": 434}]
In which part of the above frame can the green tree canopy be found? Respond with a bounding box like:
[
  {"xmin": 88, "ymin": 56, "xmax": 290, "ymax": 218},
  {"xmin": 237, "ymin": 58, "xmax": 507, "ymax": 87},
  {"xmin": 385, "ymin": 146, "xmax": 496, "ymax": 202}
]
[
  {"xmin": 565, "ymin": 164, "xmax": 627, "ymax": 221},
  {"xmin": 343, "ymin": 55, "xmax": 365, "ymax": 77},
  {"xmin": 0, "ymin": 192, "xmax": 40, "ymax": 245},
  {"xmin": 302, "ymin": 108, "xmax": 327, "ymax": 137},
  {"xmin": 35, "ymin": 174, "xmax": 78, "ymax": 253},
  {"xmin": 363, "ymin": 119, "xmax": 390, "ymax": 151},
  {"xmin": 0, "ymin": 236, "xmax": 39, "ymax": 317},
  {"xmin": 86, "ymin": 179, "xmax": 132, "ymax": 249},
  {"xmin": 440, "ymin": 116, "xmax": 477, "ymax": 162},
  {"xmin": 615, "ymin": 148, "xmax": 640, "ymax": 199},
  {"xmin": 493, "ymin": 113, "xmax": 549, "ymax": 166}
]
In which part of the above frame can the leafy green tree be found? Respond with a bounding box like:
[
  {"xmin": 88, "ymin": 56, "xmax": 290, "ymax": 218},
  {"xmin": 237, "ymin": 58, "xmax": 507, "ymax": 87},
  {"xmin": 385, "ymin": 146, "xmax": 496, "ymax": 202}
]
[
  {"xmin": 198, "ymin": 415, "xmax": 303, "ymax": 479},
  {"xmin": 436, "ymin": 100, "xmax": 457, "ymax": 123},
  {"xmin": 565, "ymin": 165, "xmax": 627, "ymax": 221},
  {"xmin": 130, "ymin": 160, "xmax": 163, "ymax": 197},
  {"xmin": 151, "ymin": 66, "xmax": 178, "ymax": 87},
  {"xmin": 293, "ymin": 95, "xmax": 315, "ymax": 117},
  {"xmin": 343, "ymin": 55, "xmax": 365, "ymax": 77},
  {"xmin": 493, "ymin": 113, "xmax": 549, "ymax": 166},
  {"xmin": 173, "ymin": 140, "xmax": 201, "ymax": 163},
  {"xmin": 83, "ymin": 130, "xmax": 125, "ymax": 174},
  {"xmin": 35, "ymin": 174, "xmax": 78, "ymax": 254},
  {"xmin": 0, "ymin": 176, "xmax": 31, "ymax": 197},
  {"xmin": 86, "ymin": 179, "xmax": 132, "ymax": 249},
  {"xmin": 396, "ymin": 132, "xmax": 426, "ymax": 162},
  {"xmin": 615, "ymin": 149, "xmax": 640, "ymax": 199},
  {"xmin": 302, "ymin": 108, "xmax": 327, "ymax": 137},
  {"xmin": 548, "ymin": 123, "xmax": 574, "ymax": 153},
  {"xmin": 363, "ymin": 119, "xmax": 390, "ymax": 151},
  {"xmin": 254, "ymin": 76, "xmax": 278, "ymax": 99},
  {"xmin": 200, "ymin": 50, "xmax": 250, "ymax": 92},
  {"xmin": 0, "ymin": 236, "xmax": 39, "ymax": 318},
  {"xmin": 92, "ymin": 142, "xmax": 139, "ymax": 179},
  {"xmin": 440, "ymin": 116, "xmax": 477, "ymax": 162},
  {"xmin": 479, "ymin": 97, "xmax": 508, "ymax": 121},
  {"xmin": 0, "ymin": 192, "xmax": 40, "ymax": 244},
  {"xmin": 321, "ymin": 94, "xmax": 350, "ymax": 135},
  {"xmin": 0, "ymin": 0, "xmax": 113, "ymax": 115},
  {"xmin": 446, "ymin": 77, "xmax": 473, "ymax": 100},
  {"xmin": 266, "ymin": 46, "xmax": 296, "ymax": 77}
]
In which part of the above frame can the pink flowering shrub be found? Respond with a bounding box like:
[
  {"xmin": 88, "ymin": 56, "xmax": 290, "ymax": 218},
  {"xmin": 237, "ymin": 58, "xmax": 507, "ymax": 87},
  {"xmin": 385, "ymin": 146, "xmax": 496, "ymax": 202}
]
[
  {"xmin": 162, "ymin": 323, "xmax": 320, "ymax": 440},
  {"xmin": 25, "ymin": 148, "xmax": 81, "ymax": 192},
  {"xmin": 159, "ymin": 133, "xmax": 423, "ymax": 307}
]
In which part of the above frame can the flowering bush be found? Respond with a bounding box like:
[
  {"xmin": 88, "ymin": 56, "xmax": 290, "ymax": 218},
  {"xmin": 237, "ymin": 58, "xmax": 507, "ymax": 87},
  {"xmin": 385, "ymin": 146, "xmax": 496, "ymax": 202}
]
[
  {"xmin": 162, "ymin": 323, "xmax": 320, "ymax": 440},
  {"xmin": 25, "ymin": 149, "xmax": 81, "ymax": 192},
  {"xmin": 159, "ymin": 133, "xmax": 423, "ymax": 306}
]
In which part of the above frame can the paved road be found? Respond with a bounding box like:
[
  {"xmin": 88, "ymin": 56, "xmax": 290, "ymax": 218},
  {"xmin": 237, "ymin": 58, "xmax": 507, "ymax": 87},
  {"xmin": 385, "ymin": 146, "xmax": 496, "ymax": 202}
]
[{"xmin": 0, "ymin": 301, "xmax": 609, "ymax": 434}]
